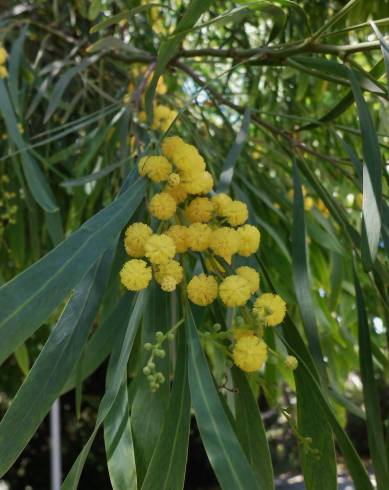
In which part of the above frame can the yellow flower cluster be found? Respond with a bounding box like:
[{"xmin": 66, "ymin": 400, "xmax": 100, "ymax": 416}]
[
  {"xmin": 119, "ymin": 135, "xmax": 287, "ymax": 374},
  {"xmin": 139, "ymin": 104, "xmax": 177, "ymax": 132},
  {"xmin": 0, "ymin": 45, "xmax": 8, "ymax": 79}
]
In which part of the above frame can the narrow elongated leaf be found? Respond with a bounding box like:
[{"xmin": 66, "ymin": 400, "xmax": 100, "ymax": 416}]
[
  {"xmin": 142, "ymin": 329, "xmax": 190, "ymax": 490},
  {"xmin": 354, "ymin": 269, "xmax": 389, "ymax": 490},
  {"xmin": 258, "ymin": 262, "xmax": 373, "ymax": 490},
  {"xmin": 349, "ymin": 71, "xmax": 382, "ymax": 270},
  {"xmin": 187, "ymin": 307, "xmax": 262, "ymax": 490},
  {"xmin": 370, "ymin": 21, "xmax": 389, "ymax": 97},
  {"xmin": 232, "ymin": 368, "xmax": 274, "ymax": 490},
  {"xmin": 0, "ymin": 247, "xmax": 115, "ymax": 477},
  {"xmin": 104, "ymin": 378, "xmax": 137, "ymax": 490},
  {"xmin": 217, "ymin": 108, "xmax": 250, "ymax": 193},
  {"xmin": 44, "ymin": 55, "xmax": 100, "ymax": 122},
  {"xmin": 62, "ymin": 291, "xmax": 147, "ymax": 490},
  {"xmin": 132, "ymin": 284, "xmax": 171, "ymax": 486},
  {"xmin": 8, "ymin": 26, "xmax": 27, "ymax": 115},
  {"xmin": 62, "ymin": 294, "xmax": 133, "ymax": 393},
  {"xmin": 292, "ymin": 164, "xmax": 325, "ymax": 376},
  {"xmin": 0, "ymin": 80, "xmax": 58, "ymax": 212},
  {"xmin": 293, "ymin": 57, "xmax": 385, "ymax": 95},
  {"xmin": 14, "ymin": 343, "xmax": 29, "ymax": 376},
  {"xmin": 146, "ymin": 0, "xmax": 212, "ymax": 117},
  {"xmin": 0, "ymin": 175, "xmax": 146, "ymax": 365}
]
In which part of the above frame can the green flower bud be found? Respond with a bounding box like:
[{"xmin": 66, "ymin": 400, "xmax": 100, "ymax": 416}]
[
  {"xmin": 143, "ymin": 366, "xmax": 151, "ymax": 376},
  {"xmin": 155, "ymin": 331, "xmax": 164, "ymax": 342},
  {"xmin": 144, "ymin": 342, "xmax": 153, "ymax": 351}
]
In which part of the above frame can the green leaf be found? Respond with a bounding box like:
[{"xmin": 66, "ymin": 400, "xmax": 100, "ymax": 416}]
[
  {"xmin": 142, "ymin": 329, "xmax": 191, "ymax": 490},
  {"xmin": 44, "ymin": 55, "xmax": 100, "ymax": 122},
  {"xmin": 349, "ymin": 70, "xmax": 382, "ymax": 271},
  {"xmin": 14, "ymin": 343, "xmax": 29, "ymax": 376},
  {"xmin": 62, "ymin": 294, "xmax": 133, "ymax": 394},
  {"xmin": 145, "ymin": 0, "xmax": 213, "ymax": 119},
  {"xmin": 292, "ymin": 163, "xmax": 325, "ymax": 376},
  {"xmin": 61, "ymin": 291, "xmax": 147, "ymax": 490},
  {"xmin": 370, "ymin": 21, "xmax": 389, "ymax": 97},
  {"xmin": 217, "ymin": 108, "xmax": 250, "ymax": 193},
  {"xmin": 104, "ymin": 378, "xmax": 137, "ymax": 490},
  {"xmin": 89, "ymin": 4, "xmax": 174, "ymax": 33},
  {"xmin": 61, "ymin": 161, "xmax": 122, "ymax": 188},
  {"xmin": 87, "ymin": 36, "xmax": 146, "ymax": 55},
  {"xmin": 187, "ymin": 307, "xmax": 262, "ymax": 490},
  {"xmin": 0, "ymin": 247, "xmax": 115, "ymax": 477},
  {"xmin": 258, "ymin": 263, "xmax": 373, "ymax": 490},
  {"xmin": 0, "ymin": 80, "xmax": 58, "ymax": 213},
  {"xmin": 7, "ymin": 26, "xmax": 27, "ymax": 115},
  {"xmin": 132, "ymin": 284, "xmax": 171, "ymax": 486},
  {"xmin": 232, "ymin": 368, "xmax": 274, "ymax": 490},
  {"xmin": 0, "ymin": 174, "xmax": 146, "ymax": 365},
  {"xmin": 353, "ymin": 269, "xmax": 389, "ymax": 490},
  {"xmin": 292, "ymin": 56, "xmax": 385, "ymax": 95}
]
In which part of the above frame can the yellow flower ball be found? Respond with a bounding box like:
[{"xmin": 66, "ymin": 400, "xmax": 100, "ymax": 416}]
[
  {"xmin": 233, "ymin": 328, "xmax": 255, "ymax": 340},
  {"xmin": 304, "ymin": 196, "xmax": 314, "ymax": 211},
  {"xmin": 187, "ymin": 223, "xmax": 212, "ymax": 251},
  {"xmin": 154, "ymin": 259, "xmax": 183, "ymax": 285},
  {"xmin": 165, "ymin": 225, "xmax": 189, "ymax": 253},
  {"xmin": 172, "ymin": 144, "xmax": 205, "ymax": 175},
  {"xmin": 211, "ymin": 193, "xmax": 233, "ymax": 216},
  {"xmin": 210, "ymin": 226, "xmax": 240, "ymax": 263},
  {"xmin": 253, "ymin": 293, "xmax": 286, "ymax": 326},
  {"xmin": 120, "ymin": 259, "xmax": 152, "ymax": 291},
  {"xmin": 138, "ymin": 156, "xmax": 172, "ymax": 182},
  {"xmin": 161, "ymin": 276, "xmax": 177, "ymax": 292},
  {"xmin": 233, "ymin": 335, "xmax": 268, "ymax": 372},
  {"xmin": 185, "ymin": 197, "xmax": 214, "ymax": 223},
  {"xmin": 161, "ymin": 136, "xmax": 185, "ymax": 159},
  {"xmin": 219, "ymin": 275, "xmax": 251, "ymax": 307},
  {"xmin": 284, "ymin": 355, "xmax": 298, "ymax": 370},
  {"xmin": 237, "ymin": 225, "xmax": 260, "ymax": 256},
  {"xmin": 124, "ymin": 222, "xmax": 153, "ymax": 257},
  {"xmin": 0, "ymin": 65, "xmax": 8, "ymax": 79},
  {"xmin": 165, "ymin": 183, "xmax": 188, "ymax": 204},
  {"xmin": 187, "ymin": 274, "xmax": 218, "ymax": 306},
  {"xmin": 0, "ymin": 47, "xmax": 7, "ymax": 65},
  {"xmin": 225, "ymin": 200, "xmax": 248, "ymax": 227},
  {"xmin": 184, "ymin": 171, "xmax": 214, "ymax": 195},
  {"xmin": 149, "ymin": 192, "xmax": 177, "ymax": 220},
  {"xmin": 236, "ymin": 266, "xmax": 260, "ymax": 294},
  {"xmin": 145, "ymin": 234, "xmax": 176, "ymax": 265},
  {"xmin": 168, "ymin": 172, "xmax": 180, "ymax": 187}
]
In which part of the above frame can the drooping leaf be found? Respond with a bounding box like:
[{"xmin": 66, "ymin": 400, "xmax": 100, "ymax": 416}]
[
  {"xmin": 232, "ymin": 368, "xmax": 274, "ymax": 490},
  {"xmin": 187, "ymin": 306, "xmax": 262, "ymax": 490},
  {"xmin": 0, "ymin": 247, "xmax": 115, "ymax": 477},
  {"xmin": 61, "ymin": 291, "xmax": 147, "ymax": 490},
  {"xmin": 0, "ymin": 174, "xmax": 146, "ymax": 365},
  {"xmin": 353, "ymin": 269, "xmax": 389, "ymax": 490},
  {"xmin": 142, "ymin": 328, "xmax": 191, "ymax": 490}
]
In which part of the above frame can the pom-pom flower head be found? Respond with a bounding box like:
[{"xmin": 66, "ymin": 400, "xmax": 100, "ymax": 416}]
[
  {"xmin": 124, "ymin": 223, "xmax": 153, "ymax": 257},
  {"xmin": 161, "ymin": 136, "xmax": 184, "ymax": 159},
  {"xmin": 187, "ymin": 223, "xmax": 212, "ymax": 252},
  {"xmin": 166, "ymin": 183, "xmax": 188, "ymax": 204},
  {"xmin": 225, "ymin": 200, "xmax": 248, "ymax": 227},
  {"xmin": 236, "ymin": 266, "xmax": 260, "ymax": 294},
  {"xmin": 149, "ymin": 192, "xmax": 177, "ymax": 220},
  {"xmin": 154, "ymin": 260, "xmax": 183, "ymax": 286},
  {"xmin": 145, "ymin": 234, "xmax": 176, "ymax": 265},
  {"xmin": 253, "ymin": 293, "xmax": 286, "ymax": 326},
  {"xmin": 120, "ymin": 259, "xmax": 152, "ymax": 291},
  {"xmin": 187, "ymin": 274, "xmax": 218, "ymax": 306},
  {"xmin": 165, "ymin": 225, "xmax": 189, "ymax": 253},
  {"xmin": 219, "ymin": 275, "xmax": 251, "ymax": 307},
  {"xmin": 210, "ymin": 226, "xmax": 240, "ymax": 263},
  {"xmin": 237, "ymin": 225, "xmax": 260, "ymax": 256},
  {"xmin": 185, "ymin": 197, "xmax": 214, "ymax": 223},
  {"xmin": 212, "ymin": 193, "xmax": 232, "ymax": 216},
  {"xmin": 138, "ymin": 156, "xmax": 172, "ymax": 182},
  {"xmin": 285, "ymin": 355, "xmax": 298, "ymax": 370},
  {"xmin": 233, "ymin": 335, "xmax": 268, "ymax": 372}
]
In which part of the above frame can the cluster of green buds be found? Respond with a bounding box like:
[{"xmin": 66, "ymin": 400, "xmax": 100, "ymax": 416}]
[{"xmin": 142, "ymin": 320, "xmax": 183, "ymax": 392}]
